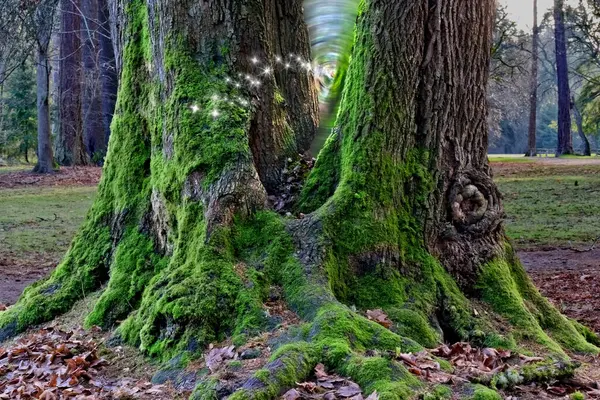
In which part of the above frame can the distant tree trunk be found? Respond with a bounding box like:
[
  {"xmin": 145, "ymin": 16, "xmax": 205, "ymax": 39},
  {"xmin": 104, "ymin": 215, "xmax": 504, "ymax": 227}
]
[
  {"xmin": 571, "ymin": 95, "xmax": 591, "ymax": 156},
  {"xmin": 82, "ymin": 0, "xmax": 105, "ymax": 161},
  {"xmin": 554, "ymin": 0, "xmax": 574, "ymax": 156},
  {"xmin": 56, "ymin": 0, "xmax": 89, "ymax": 166},
  {"xmin": 33, "ymin": 0, "xmax": 58, "ymax": 173},
  {"xmin": 527, "ymin": 0, "xmax": 539, "ymax": 157},
  {"xmin": 97, "ymin": 0, "xmax": 117, "ymax": 150},
  {"xmin": 0, "ymin": 63, "xmax": 6, "ymax": 152},
  {"xmin": 3, "ymin": 1, "xmax": 598, "ymax": 397}
]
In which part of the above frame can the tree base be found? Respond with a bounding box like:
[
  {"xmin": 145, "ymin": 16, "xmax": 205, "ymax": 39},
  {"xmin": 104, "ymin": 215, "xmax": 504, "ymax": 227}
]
[{"xmin": 1, "ymin": 210, "xmax": 598, "ymax": 399}]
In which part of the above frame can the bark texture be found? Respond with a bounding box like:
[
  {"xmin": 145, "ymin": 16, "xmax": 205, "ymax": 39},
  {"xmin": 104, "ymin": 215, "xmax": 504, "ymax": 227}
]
[
  {"xmin": 98, "ymin": 0, "xmax": 117, "ymax": 150},
  {"xmin": 527, "ymin": 0, "xmax": 539, "ymax": 157},
  {"xmin": 56, "ymin": 0, "xmax": 89, "ymax": 166},
  {"xmin": 554, "ymin": 0, "xmax": 574, "ymax": 156}
]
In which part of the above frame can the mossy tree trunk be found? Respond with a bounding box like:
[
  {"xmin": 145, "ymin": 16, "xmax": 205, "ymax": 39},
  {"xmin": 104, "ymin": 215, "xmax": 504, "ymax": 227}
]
[{"xmin": 2, "ymin": 0, "xmax": 598, "ymax": 398}]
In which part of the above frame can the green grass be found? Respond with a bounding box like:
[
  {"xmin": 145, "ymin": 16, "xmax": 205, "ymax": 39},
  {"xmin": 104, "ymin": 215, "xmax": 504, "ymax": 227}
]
[
  {"xmin": 0, "ymin": 186, "xmax": 97, "ymax": 256},
  {"xmin": 496, "ymin": 169, "xmax": 600, "ymax": 248}
]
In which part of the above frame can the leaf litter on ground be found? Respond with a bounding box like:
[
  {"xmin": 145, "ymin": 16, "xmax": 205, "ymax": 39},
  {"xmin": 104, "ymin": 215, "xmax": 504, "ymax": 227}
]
[{"xmin": 0, "ymin": 326, "xmax": 176, "ymax": 399}]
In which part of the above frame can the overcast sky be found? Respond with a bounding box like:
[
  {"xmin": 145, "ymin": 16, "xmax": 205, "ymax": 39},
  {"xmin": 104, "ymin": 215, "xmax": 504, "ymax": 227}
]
[{"xmin": 501, "ymin": 0, "xmax": 554, "ymax": 30}]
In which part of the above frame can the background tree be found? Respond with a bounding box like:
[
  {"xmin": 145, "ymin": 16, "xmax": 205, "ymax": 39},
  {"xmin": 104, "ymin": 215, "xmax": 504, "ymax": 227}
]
[
  {"xmin": 1, "ymin": 1, "xmax": 598, "ymax": 399},
  {"xmin": 33, "ymin": 0, "xmax": 59, "ymax": 173},
  {"xmin": 55, "ymin": 0, "xmax": 88, "ymax": 166},
  {"xmin": 81, "ymin": 0, "xmax": 105, "ymax": 162},
  {"xmin": 527, "ymin": 0, "xmax": 540, "ymax": 156},
  {"xmin": 97, "ymin": 0, "xmax": 117, "ymax": 152},
  {"xmin": 2, "ymin": 60, "xmax": 37, "ymax": 162}
]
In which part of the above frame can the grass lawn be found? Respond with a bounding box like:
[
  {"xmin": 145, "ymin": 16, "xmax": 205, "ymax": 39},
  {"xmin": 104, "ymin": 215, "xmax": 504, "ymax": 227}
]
[
  {"xmin": 0, "ymin": 186, "xmax": 97, "ymax": 257},
  {"xmin": 493, "ymin": 161, "xmax": 600, "ymax": 248}
]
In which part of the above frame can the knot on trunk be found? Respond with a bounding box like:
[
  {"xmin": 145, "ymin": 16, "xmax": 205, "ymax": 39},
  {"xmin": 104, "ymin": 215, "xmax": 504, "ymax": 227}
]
[{"xmin": 448, "ymin": 170, "xmax": 503, "ymax": 237}]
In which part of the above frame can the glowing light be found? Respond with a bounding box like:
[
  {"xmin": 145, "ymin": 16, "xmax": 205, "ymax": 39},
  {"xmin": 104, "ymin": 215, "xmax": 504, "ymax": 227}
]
[
  {"xmin": 251, "ymin": 57, "xmax": 259, "ymax": 64},
  {"xmin": 190, "ymin": 104, "xmax": 200, "ymax": 113},
  {"xmin": 211, "ymin": 94, "xmax": 220, "ymax": 101},
  {"xmin": 225, "ymin": 77, "xmax": 231, "ymax": 83},
  {"xmin": 211, "ymin": 109, "xmax": 220, "ymax": 118},
  {"xmin": 262, "ymin": 67, "xmax": 272, "ymax": 75},
  {"xmin": 235, "ymin": 83, "xmax": 241, "ymax": 88},
  {"xmin": 296, "ymin": 56, "xmax": 302, "ymax": 62},
  {"xmin": 245, "ymin": 75, "xmax": 252, "ymax": 81},
  {"xmin": 285, "ymin": 63, "xmax": 291, "ymax": 69},
  {"xmin": 251, "ymin": 80, "xmax": 261, "ymax": 87},
  {"xmin": 275, "ymin": 56, "xmax": 282, "ymax": 63}
]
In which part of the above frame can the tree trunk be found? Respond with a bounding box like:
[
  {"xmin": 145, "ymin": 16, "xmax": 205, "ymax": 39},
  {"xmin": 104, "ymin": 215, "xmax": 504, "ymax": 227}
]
[
  {"xmin": 554, "ymin": 0, "xmax": 574, "ymax": 156},
  {"xmin": 527, "ymin": 0, "xmax": 539, "ymax": 157},
  {"xmin": 571, "ymin": 95, "xmax": 591, "ymax": 156},
  {"xmin": 55, "ymin": 0, "xmax": 89, "ymax": 166},
  {"xmin": 0, "ymin": 63, "xmax": 6, "ymax": 152},
  {"xmin": 2, "ymin": 1, "xmax": 598, "ymax": 398},
  {"xmin": 33, "ymin": 0, "xmax": 57, "ymax": 174},
  {"xmin": 98, "ymin": 0, "xmax": 117, "ymax": 151},
  {"xmin": 81, "ymin": 0, "xmax": 105, "ymax": 160}
]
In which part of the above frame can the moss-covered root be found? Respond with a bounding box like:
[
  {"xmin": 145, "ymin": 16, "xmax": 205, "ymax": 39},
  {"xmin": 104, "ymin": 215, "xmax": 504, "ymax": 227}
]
[
  {"xmin": 192, "ymin": 302, "xmax": 425, "ymax": 400},
  {"xmin": 478, "ymin": 246, "xmax": 599, "ymax": 355}
]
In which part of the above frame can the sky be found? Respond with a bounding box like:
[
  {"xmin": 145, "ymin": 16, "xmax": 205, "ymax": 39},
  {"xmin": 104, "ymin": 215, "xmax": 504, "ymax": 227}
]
[{"xmin": 502, "ymin": 0, "xmax": 554, "ymax": 30}]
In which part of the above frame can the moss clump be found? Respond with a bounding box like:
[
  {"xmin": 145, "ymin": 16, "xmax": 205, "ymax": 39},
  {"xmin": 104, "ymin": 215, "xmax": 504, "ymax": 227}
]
[
  {"xmin": 422, "ymin": 385, "xmax": 452, "ymax": 400},
  {"xmin": 470, "ymin": 385, "xmax": 502, "ymax": 400},
  {"xmin": 571, "ymin": 391, "xmax": 585, "ymax": 400},
  {"xmin": 387, "ymin": 308, "xmax": 441, "ymax": 348}
]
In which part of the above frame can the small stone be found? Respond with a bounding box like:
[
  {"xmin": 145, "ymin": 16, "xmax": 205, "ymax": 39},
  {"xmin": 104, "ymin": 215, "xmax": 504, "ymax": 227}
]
[{"xmin": 240, "ymin": 348, "xmax": 261, "ymax": 360}]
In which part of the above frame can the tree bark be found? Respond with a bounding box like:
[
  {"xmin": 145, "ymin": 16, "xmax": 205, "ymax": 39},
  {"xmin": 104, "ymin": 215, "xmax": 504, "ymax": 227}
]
[
  {"xmin": 2, "ymin": 1, "xmax": 598, "ymax": 398},
  {"xmin": 81, "ymin": 0, "xmax": 105, "ymax": 160},
  {"xmin": 33, "ymin": 0, "xmax": 58, "ymax": 173},
  {"xmin": 527, "ymin": 0, "xmax": 539, "ymax": 157},
  {"xmin": 56, "ymin": 0, "xmax": 89, "ymax": 166},
  {"xmin": 98, "ymin": 0, "xmax": 117, "ymax": 151},
  {"xmin": 554, "ymin": 0, "xmax": 574, "ymax": 156},
  {"xmin": 571, "ymin": 95, "xmax": 591, "ymax": 156}
]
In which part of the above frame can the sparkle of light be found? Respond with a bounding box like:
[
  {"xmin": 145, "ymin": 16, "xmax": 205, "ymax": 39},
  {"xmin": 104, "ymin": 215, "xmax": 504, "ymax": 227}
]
[
  {"xmin": 190, "ymin": 104, "xmax": 199, "ymax": 113},
  {"xmin": 211, "ymin": 109, "xmax": 220, "ymax": 118}
]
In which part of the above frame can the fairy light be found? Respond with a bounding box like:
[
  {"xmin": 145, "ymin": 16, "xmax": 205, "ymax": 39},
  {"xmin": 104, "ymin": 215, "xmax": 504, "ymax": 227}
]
[
  {"xmin": 275, "ymin": 56, "xmax": 282, "ymax": 63},
  {"xmin": 285, "ymin": 63, "xmax": 291, "ymax": 69},
  {"xmin": 190, "ymin": 104, "xmax": 200, "ymax": 113},
  {"xmin": 262, "ymin": 67, "xmax": 272, "ymax": 75},
  {"xmin": 211, "ymin": 109, "xmax": 220, "ymax": 118},
  {"xmin": 211, "ymin": 94, "xmax": 220, "ymax": 101},
  {"xmin": 251, "ymin": 57, "xmax": 259, "ymax": 64}
]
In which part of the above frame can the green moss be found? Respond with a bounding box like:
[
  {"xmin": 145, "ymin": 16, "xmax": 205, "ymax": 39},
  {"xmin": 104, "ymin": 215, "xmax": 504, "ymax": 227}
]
[
  {"xmin": 478, "ymin": 247, "xmax": 598, "ymax": 355},
  {"xmin": 340, "ymin": 355, "xmax": 421, "ymax": 400},
  {"xmin": 423, "ymin": 385, "xmax": 452, "ymax": 400},
  {"xmin": 387, "ymin": 308, "xmax": 440, "ymax": 348},
  {"xmin": 86, "ymin": 229, "xmax": 167, "ymax": 328},
  {"xmin": 118, "ymin": 206, "xmax": 269, "ymax": 360},
  {"xmin": 228, "ymin": 342, "xmax": 318, "ymax": 400},
  {"xmin": 470, "ymin": 385, "xmax": 502, "ymax": 400},
  {"xmin": 189, "ymin": 378, "xmax": 219, "ymax": 400},
  {"xmin": 571, "ymin": 391, "xmax": 586, "ymax": 400}
]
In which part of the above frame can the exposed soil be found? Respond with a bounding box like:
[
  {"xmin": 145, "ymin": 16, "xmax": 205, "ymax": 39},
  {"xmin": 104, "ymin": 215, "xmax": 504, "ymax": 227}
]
[
  {"xmin": 520, "ymin": 248, "xmax": 600, "ymax": 334},
  {"xmin": 0, "ymin": 252, "xmax": 56, "ymax": 307},
  {"xmin": 0, "ymin": 166, "xmax": 101, "ymax": 189}
]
